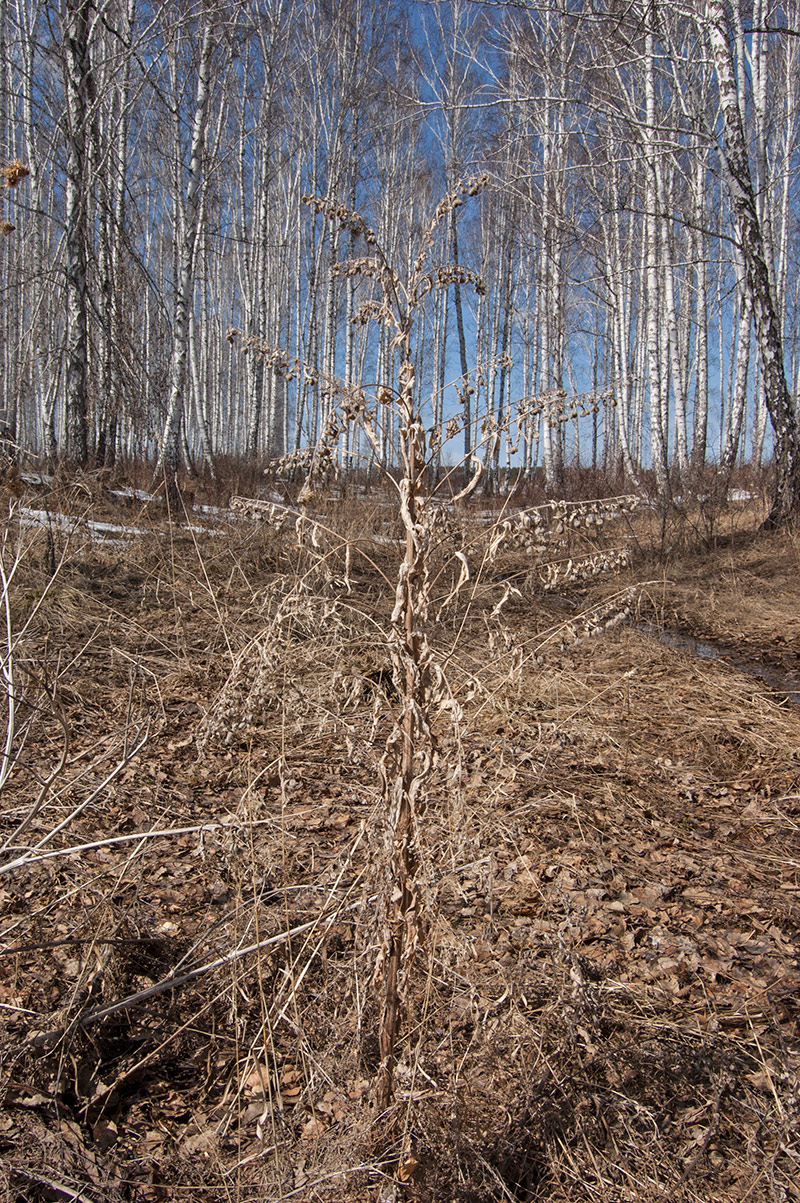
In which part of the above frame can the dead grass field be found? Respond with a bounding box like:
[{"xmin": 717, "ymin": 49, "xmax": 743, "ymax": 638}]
[{"xmin": 0, "ymin": 479, "xmax": 798, "ymax": 1202}]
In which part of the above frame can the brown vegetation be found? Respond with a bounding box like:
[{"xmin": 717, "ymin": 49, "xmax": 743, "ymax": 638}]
[{"xmin": 0, "ymin": 476, "xmax": 798, "ymax": 1202}]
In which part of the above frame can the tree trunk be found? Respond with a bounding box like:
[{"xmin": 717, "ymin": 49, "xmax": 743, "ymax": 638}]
[
  {"xmin": 63, "ymin": 0, "xmax": 92, "ymax": 465},
  {"xmin": 703, "ymin": 0, "xmax": 800, "ymax": 524},
  {"xmin": 157, "ymin": 20, "xmax": 214, "ymax": 495},
  {"xmin": 644, "ymin": 20, "xmax": 671, "ymax": 507}
]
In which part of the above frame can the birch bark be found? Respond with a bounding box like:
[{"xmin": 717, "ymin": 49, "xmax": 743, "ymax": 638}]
[
  {"xmin": 702, "ymin": 0, "xmax": 800, "ymax": 523},
  {"xmin": 157, "ymin": 20, "xmax": 214, "ymax": 491},
  {"xmin": 644, "ymin": 19, "xmax": 671, "ymax": 505},
  {"xmin": 63, "ymin": 0, "xmax": 93, "ymax": 465}
]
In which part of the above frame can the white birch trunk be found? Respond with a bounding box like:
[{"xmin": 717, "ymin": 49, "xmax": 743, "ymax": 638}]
[
  {"xmin": 158, "ymin": 21, "xmax": 214, "ymax": 487},
  {"xmin": 63, "ymin": 0, "xmax": 92, "ymax": 464},
  {"xmin": 703, "ymin": 0, "xmax": 800, "ymax": 522}
]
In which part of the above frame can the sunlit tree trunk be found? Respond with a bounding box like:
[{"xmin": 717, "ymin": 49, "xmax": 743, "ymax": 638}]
[
  {"xmin": 644, "ymin": 18, "xmax": 670, "ymax": 505},
  {"xmin": 158, "ymin": 20, "xmax": 214, "ymax": 492},
  {"xmin": 702, "ymin": 0, "xmax": 800, "ymax": 524},
  {"xmin": 63, "ymin": 0, "xmax": 93, "ymax": 465}
]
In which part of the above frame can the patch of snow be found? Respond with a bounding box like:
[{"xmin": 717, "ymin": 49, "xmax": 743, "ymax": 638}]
[
  {"xmin": 18, "ymin": 507, "xmax": 152, "ymax": 544},
  {"xmin": 18, "ymin": 507, "xmax": 80, "ymax": 532},
  {"xmin": 19, "ymin": 471, "xmax": 55, "ymax": 486},
  {"xmin": 194, "ymin": 504, "xmax": 234, "ymax": 518},
  {"xmin": 87, "ymin": 519, "xmax": 150, "ymax": 538},
  {"xmin": 181, "ymin": 523, "xmax": 225, "ymax": 537},
  {"xmin": 110, "ymin": 486, "xmax": 155, "ymax": 502}
]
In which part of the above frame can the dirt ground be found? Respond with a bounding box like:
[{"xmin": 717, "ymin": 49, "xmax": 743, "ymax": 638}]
[{"xmin": 0, "ymin": 480, "xmax": 798, "ymax": 1202}]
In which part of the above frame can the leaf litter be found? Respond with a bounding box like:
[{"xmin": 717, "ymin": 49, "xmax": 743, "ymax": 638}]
[{"xmin": 0, "ymin": 494, "xmax": 798, "ymax": 1202}]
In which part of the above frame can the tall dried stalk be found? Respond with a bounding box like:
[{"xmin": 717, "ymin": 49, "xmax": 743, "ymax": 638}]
[
  {"xmin": 228, "ymin": 179, "xmax": 632, "ymax": 1113},
  {"xmin": 372, "ymin": 274, "xmax": 431, "ymax": 1112},
  {"xmin": 299, "ymin": 180, "xmax": 493, "ymax": 1109}
]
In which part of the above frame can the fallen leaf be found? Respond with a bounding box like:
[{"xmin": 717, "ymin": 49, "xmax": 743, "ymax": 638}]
[{"xmin": 300, "ymin": 1116, "xmax": 327, "ymax": 1140}]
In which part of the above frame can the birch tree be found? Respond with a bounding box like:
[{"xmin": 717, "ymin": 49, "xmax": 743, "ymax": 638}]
[
  {"xmin": 700, "ymin": 0, "xmax": 800, "ymax": 523},
  {"xmin": 63, "ymin": 0, "xmax": 94, "ymax": 465},
  {"xmin": 157, "ymin": 16, "xmax": 216, "ymax": 491}
]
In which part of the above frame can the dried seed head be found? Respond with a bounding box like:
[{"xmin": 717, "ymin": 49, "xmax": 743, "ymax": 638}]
[{"xmin": 1, "ymin": 160, "xmax": 28, "ymax": 188}]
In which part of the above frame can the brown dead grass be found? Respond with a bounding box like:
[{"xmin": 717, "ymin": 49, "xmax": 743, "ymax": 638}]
[
  {"xmin": 643, "ymin": 526, "xmax": 800, "ymax": 657},
  {"xmin": 0, "ymin": 484, "xmax": 798, "ymax": 1202}
]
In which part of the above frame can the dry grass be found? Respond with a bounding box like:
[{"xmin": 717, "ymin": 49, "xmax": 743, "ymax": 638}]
[{"xmin": 0, "ymin": 482, "xmax": 798, "ymax": 1202}]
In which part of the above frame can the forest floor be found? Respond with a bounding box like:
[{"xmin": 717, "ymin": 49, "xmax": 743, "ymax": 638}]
[{"xmin": 0, "ymin": 477, "xmax": 798, "ymax": 1203}]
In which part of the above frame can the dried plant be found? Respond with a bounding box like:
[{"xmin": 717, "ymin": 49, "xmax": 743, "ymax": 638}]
[
  {"xmin": 0, "ymin": 515, "xmax": 149, "ymax": 879},
  {"xmin": 299, "ymin": 185, "xmax": 499, "ymax": 1110},
  {"xmin": 0, "ymin": 159, "xmax": 28, "ymax": 235},
  {"xmin": 199, "ymin": 583, "xmax": 387, "ymax": 749},
  {"xmin": 225, "ymin": 181, "xmax": 641, "ymax": 1121}
]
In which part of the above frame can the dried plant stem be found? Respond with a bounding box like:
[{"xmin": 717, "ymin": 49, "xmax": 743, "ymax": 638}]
[
  {"xmin": 287, "ymin": 182, "xmax": 490, "ymax": 1111},
  {"xmin": 0, "ymin": 725, "xmax": 149, "ymax": 875},
  {"xmin": 31, "ymin": 894, "xmax": 369, "ymax": 1048},
  {"xmin": 376, "ymin": 349, "xmax": 429, "ymax": 1110}
]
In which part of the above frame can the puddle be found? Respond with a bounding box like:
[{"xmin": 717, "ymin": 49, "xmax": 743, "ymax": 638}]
[{"xmin": 638, "ymin": 621, "xmax": 800, "ymax": 707}]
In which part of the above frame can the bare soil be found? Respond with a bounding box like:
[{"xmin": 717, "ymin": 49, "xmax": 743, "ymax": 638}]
[{"xmin": 1, "ymin": 483, "xmax": 798, "ymax": 1202}]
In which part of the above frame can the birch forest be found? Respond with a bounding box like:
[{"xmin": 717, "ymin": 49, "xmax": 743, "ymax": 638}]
[
  {"xmin": 2, "ymin": 0, "xmax": 800, "ymax": 516},
  {"xmin": 4, "ymin": 4, "xmax": 800, "ymax": 1198}
]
